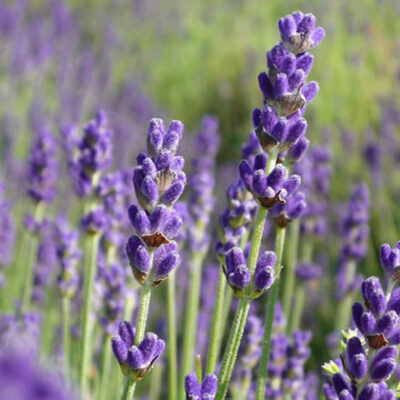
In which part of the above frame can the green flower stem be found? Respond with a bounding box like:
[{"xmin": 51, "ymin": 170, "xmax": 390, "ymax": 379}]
[
  {"xmin": 207, "ymin": 230, "xmax": 250, "ymax": 375},
  {"xmin": 121, "ymin": 377, "xmax": 136, "ymax": 400},
  {"xmin": 167, "ymin": 270, "xmax": 178, "ymax": 400},
  {"xmin": 335, "ymin": 260, "xmax": 357, "ymax": 331},
  {"xmin": 288, "ymin": 240, "xmax": 313, "ymax": 333},
  {"xmin": 22, "ymin": 201, "xmax": 45, "ymax": 312},
  {"xmin": 214, "ymin": 149, "xmax": 279, "ymax": 400},
  {"xmin": 179, "ymin": 250, "xmax": 205, "ymax": 399},
  {"xmin": 282, "ymin": 219, "xmax": 299, "ymax": 323},
  {"xmin": 149, "ymin": 363, "xmax": 163, "ymax": 400},
  {"xmin": 289, "ymin": 283, "xmax": 305, "ymax": 333},
  {"xmin": 255, "ymin": 226, "xmax": 286, "ymax": 400},
  {"xmin": 215, "ymin": 298, "xmax": 251, "ymax": 400},
  {"xmin": 79, "ymin": 231, "xmax": 101, "ymax": 398},
  {"xmin": 205, "ymin": 266, "xmax": 227, "ymax": 374},
  {"xmin": 135, "ymin": 279, "xmax": 153, "ymax": 345},
  {"xmin": 125, "ymin": 252, "xmax": 154, "ymax": 400},
  {"xmin": 62, "ymin": 297, "xmax": 71, "ymax": 379},
  {"xmin": 98, "ymin": 334, "xmax": 112, "ymax": 400}
]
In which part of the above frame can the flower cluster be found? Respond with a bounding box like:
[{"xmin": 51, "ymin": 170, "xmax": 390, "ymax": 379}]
[
  {"xmin": 223, "ymin": 246, "xmax": 276, "ymax": 298},
  {"xmin": 336, "ymin": 184, "xmax": 370, "ymax": 300},
  {"xmin": 184, "ymin": 373, "xmax": 218, "ymax": 400},
  {"xmin": 352, "ymin": 277, "xmax": 400, "ymax": 349},
  {"xmin": 98, "ymin": 263, "xmax": 127, "ymax": 335},
  {"xmin": 239, "ymin": 154, "xmax": 301, "ymax": 209},
  {"xmin": 74, "ymin": 110, "xmax": 113, "ymax": 196},
  {"xmin": 296, "ymin": 144, "xmax": 331, "ymax": 238},
  {"xmin": 126, "ymin": 118, "xmax": 186, "ymax": 285},
  {"xmin": 252, "ymin": 11, "xmax": 324, "ymax": 153},
  {"xmin": 111, "ymin": 321, "xmax": 165, "ymax": 380},
  {"xmin": 380, "ymin": 241, "xmax": 400, "ymax": 281},
  {"xmin": 27, "ymin": 130, "xmax": 58, "ymax": 204},
  {"xmin": 55, "ymin": 217, "xmax": 81, "ymax": 299},
  {"xmin": 188, "ymin": 116, "xmax": 220, "ymax": 252},
  {"xmin": 323, "ymin": 335, "xmax": 397, "ymax": 399}
]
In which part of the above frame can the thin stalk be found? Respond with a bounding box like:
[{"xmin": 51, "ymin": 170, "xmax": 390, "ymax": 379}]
[
  {"xmin": 98, "ymin": 334, "xmax": 112, "ymax": 400},
  {"xmin": 215, "ymin": 149, "xmax": 279, "ymax": 400},
  {"xmin": 135, "ymin": 280, "xmax": 153, "ymax": 344},
  {"xmin": 167, "ymin": 270, "xmax": 178, "ymax": 400},
  {"xmin": 288, "ymin": 240, "xmax": 313, "ymax": 333},
  {"xmin": 179, "ymin": 251, "xmax": 205, "ymax": 399},
  {"xmin": 123, "ymin": 291, "xmax": 136, "ymax": 322},
  {"xmin": 335, "ymin": 260, "xmax": 356, "ymax": 331},
  {"xmin": 282, "ymin": 219, "xmax": 299, "ymax": 322},
  {"xmin": 207, "ymin": 231, "xmax": 249, "ymax": 375},
  {"xmin": 121, "ymin": 377, "xmax": 136, "ymax": 400},
  {"xmin": 79, "ymin": 232, "xmax": 101, "ymax": 398},
  {"xmin": 127, "ymin": 252, "xmax": 154, "ymax": 400},
  {"xmin": 255, "ymin": 226, "xmax": 286, "ymax": 400},
  {"xmin": 289, "ymin": 284, "xmax": 305, "ymax": 332},
  {"xmin": 205, "ymin": 267, "xmax": 227, "ymax": 374},
  {"xmin": 22, "ymin": 201, "xmax": 45, "ymax": 312},
  {"xmin": 62, "ymin": 297, "xmax": 71, "ymax": 379},
  {"xmin": 215, "ymin": 298, "xmax": 251, "ymax": 400},
  {"xmin": 149, "ymin": 363, "xmax": 163, "ymax": 400}
]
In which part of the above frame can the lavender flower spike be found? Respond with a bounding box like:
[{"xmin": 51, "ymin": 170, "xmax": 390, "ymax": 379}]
[
  {"xmin": 111, "ymin": 321, "xmax": 165, "ymax": 380},
  {"xmin": 27, "ymin": 129, "xmax": 58, "ymax": 204},
  {"xmin": 239, "ymin": 154, "xmax": 301, "ymax": 209},
  {"xmin": 185, "ymin": 373, "xmax": 218, "ymax": 400},
  {"xmin": 279, "ymin": 11, "xmax": 325, "ymax": 54},
  {"xmin": 223, "ymin": 246, "xmax": 276, "ymax": 298},
  {"xmin": 126, "ymin": 236, "xmax": 180, "ymax": 285}
]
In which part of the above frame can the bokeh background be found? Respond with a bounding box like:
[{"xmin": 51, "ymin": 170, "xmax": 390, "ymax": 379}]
[{"xmin": 1, "ymin": 0, "xmax": 400, "ymax": 396}]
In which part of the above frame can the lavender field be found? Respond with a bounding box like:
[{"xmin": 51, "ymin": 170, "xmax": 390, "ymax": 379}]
[{"xmin": 0, "ymin": 0, "xmax": 400, "ymax": 399}]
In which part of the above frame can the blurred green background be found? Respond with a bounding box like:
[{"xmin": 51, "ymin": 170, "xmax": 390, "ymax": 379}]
[{"xmin": 2, "ymin": 0, "xmax": 400, "ymax": 162}]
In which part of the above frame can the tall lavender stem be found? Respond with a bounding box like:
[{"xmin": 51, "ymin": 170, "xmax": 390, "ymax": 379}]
[
  {"xmin": 79, "ymin": 231, "xmax": 101, "ymax": 397},
  {"xmin": 167, "ymin": 270, "xmax": 178, "ymax": 400},
  {"xmin": 205, "ymin": 266, "xmax": 227, "ymax": 374},
  {"xmin": 215, "ymin": 150, "xmax": 278, "ymax": 400},
  {"xmin": 282, "ymin": 218, "xmax": 299, "ymax": 320},
  {"xmin": 255, "ymin": 226, "xmax": 286, "ymax": 400},
  {"xmin": 22, "ymin": 201, "xmax": 45, "ymax": 312}
]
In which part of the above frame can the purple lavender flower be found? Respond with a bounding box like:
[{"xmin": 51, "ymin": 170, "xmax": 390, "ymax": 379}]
[
  {"xmin": 31, "ymin": 223, "xmax": 57, "ymax": 304},
  {"xmin": 97, "ymin": 170, "xmax": 131, "ymax": 248},
  {"xmin": 253, "ymin": 12, "xmax": 324, "ymax": 153},
  {"xmin": 336, "ymin": 184, "xmax": 370, "ymax": 300},
  {"xmin": 184, "ymin": 372, "xmax": 218, "ymax": 400},
  {"xmin": 323, "ymin": 333, "xmax": 397, "ymax": 399},
  {"xmin": 295, "ymin": 144, "xmax": 331, "ymax": 238},
  {"xmin": 380, "ymin": 241, "xmax": 400, "ymax": 280},
  {"xmin": 269, "ymin": 190, "xmax": 307, "ymax": 227},
  {"xmin": 260, "ymin": 305, "xmax": 315, "ymax": 399},
  {"xmin": 81, "ymin": 205, "xmax": 110, "ymax": 235},
  {"xmin": 0, "ymin": 183, "xmax": 14, "ymax": 286},
  {"xmin": 0, "ymin": 350, "xmax": 78, "ymax": 400},
  {"xmin": 278, "ymin": 11, "xmax": 325, "ymax": 54},
  {"xmin": 352, "ymin": 277, "xmax": 400, "ymax": 349},
  {"xmin": 98, "ymin": 263, "xmax": 127, "ymax": 335},
  {"xmin": 55, "ymin": 217, "xmax": 81, "ymax": 299},
  {"xmin": 27, "ymin": 130, "xmax": 58, "ymax": 204},
  {"xmin": 126, "ymin": 117, "xmax": 186, "ymax": 267},
  {"xmin": 111, "ymin": 321, "xmax": 165, "ymax": 380},
  {"xmin": 132, "ymin": 118, "xmax": 186, "ymax": 212},
  {"xmin": 67, "ymin": 111, "xmax": 113, "ymax": 197},
  {"xmin": 223, "ymin": 246, "xmax": 276, "ymax": 298},
  {"xmin": 188, "ymin": 116, "xmax": 220, "ymax": 252},
  {"xmin": 126, "ymin": 236, "xmax": 180, "ymax": 285},
  {"xmin": 239, "ymin": 154, "xmax": 301, "ymax": 209}
]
